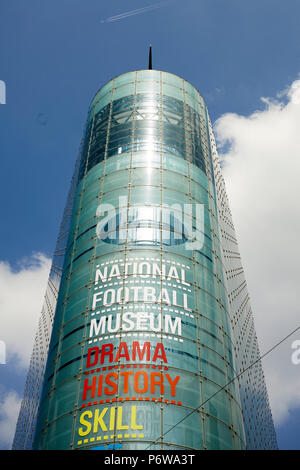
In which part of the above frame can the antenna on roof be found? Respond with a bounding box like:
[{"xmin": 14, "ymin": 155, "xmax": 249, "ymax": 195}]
[{"xmin": 148, "ymin": 44, "xmax": 152, "ymax": 70}]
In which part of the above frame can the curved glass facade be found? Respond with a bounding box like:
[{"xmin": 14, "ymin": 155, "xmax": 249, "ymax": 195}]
[
  {"xmin": 12, "ymin": 152, "xmax": 81, "ymax": 450},
  {"xmin": 30, "ymin": 70, "xmax": 276, "ymax": 450}
]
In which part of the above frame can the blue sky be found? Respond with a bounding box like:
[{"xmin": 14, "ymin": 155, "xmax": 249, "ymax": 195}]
[{"xmin": 0, "ymin": 0, "xmax": 300, "ymax": 450}]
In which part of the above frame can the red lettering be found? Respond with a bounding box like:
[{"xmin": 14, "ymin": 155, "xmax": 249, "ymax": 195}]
[
  {"xmin": 82, "ymin": 376, "xmax": 97, "ymax": 401},
  {"xmin": 115, "ymin": 342, "xmax": 130, "ymax": 362},
  {"xmin": 80, "ymin": 371, "xmax": 179, "ymax": 402},
  {"xmin": 104, "ymin": 372, "xmax": 118, "ymax": 395},
  {"xmin": 120, "ymin": 371, "xmax": 134, "ymax": 393},
  {"xmin": 165, "ymin": 374, "xmax": 180, "ymax": 396},
  {"xmin": 150, "ymin": 372, "xmax": 164, "ymax": 394},
  {"xmin": 86, "ymin": 347, "xmax": 99, "ymax": 368},
  {"xmin": 84, "ymin": 341, "xmax": 169, "ymax": 370},
  {"xmin": 132, "ymin": 341, "xmax": 150, "ymax": 361},
  {"xmin": 100, "ymin": 343, "xmax": 114, "ymax": 364},
  {"xmin": 152, "ymin": 343, "xmax": 167, "ymax": 363},
  {"xmin": 134, "ymin": 371, "xmax": 148, "ymax": 394},
  {"xmin": 97, "ymin": 374, "xmax": 103, "ymax": 396}
]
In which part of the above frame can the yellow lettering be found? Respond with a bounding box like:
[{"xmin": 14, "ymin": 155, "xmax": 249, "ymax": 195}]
[
  {"xmin": 109, "ymin": 407, "xmax": 116, "ymax": 431},
  {"xmin": 93, "ymin": 408, "xmax": 108, "ymax": 432},
  {"xmin": 78, "ymin": 410, "xmax": 92, "ymax": 436},
  {"xmin": 131, "ymin": 405, "xmax": 143, "ymax": 430},
  {"xmin": 117, "ymin": 406, "xmax": 129, "ymax": 430}
]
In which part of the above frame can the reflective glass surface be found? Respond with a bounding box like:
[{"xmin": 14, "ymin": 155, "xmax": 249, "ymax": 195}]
[{"xmin": 16, "ymin": 71, "xmax": 277, "ymax": 451}]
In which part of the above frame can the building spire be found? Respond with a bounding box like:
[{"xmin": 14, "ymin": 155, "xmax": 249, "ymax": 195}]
[{"xmin": 148, "ymin": 44, "xmax": 152, "ymax": 70}]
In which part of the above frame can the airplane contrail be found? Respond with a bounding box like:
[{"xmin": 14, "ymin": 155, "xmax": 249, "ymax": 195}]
[{"xmin": 101, "ymin": 1, "xmax": 173, "ymax": 23}]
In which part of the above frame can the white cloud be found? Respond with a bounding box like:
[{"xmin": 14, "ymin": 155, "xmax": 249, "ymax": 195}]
[
  {"xmin": 0, "ymin": 253, "xmax": 51, "ymax": 369},
  {"xmin": 0, "ymin": 390, "xmax": 22, "ymax": 449},
  {"xmin": 214, "ymin": 77, "xmax": 300, "ymax": 425}
]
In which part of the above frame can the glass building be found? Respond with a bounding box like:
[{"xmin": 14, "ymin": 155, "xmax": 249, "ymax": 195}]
[
  {"xmin": 13, "ymin": 70, "xmax": 278, "ymax": 450},
  {"xmin": 12, "ymin": 153, "xmax": 81, "ymax": 450}
]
